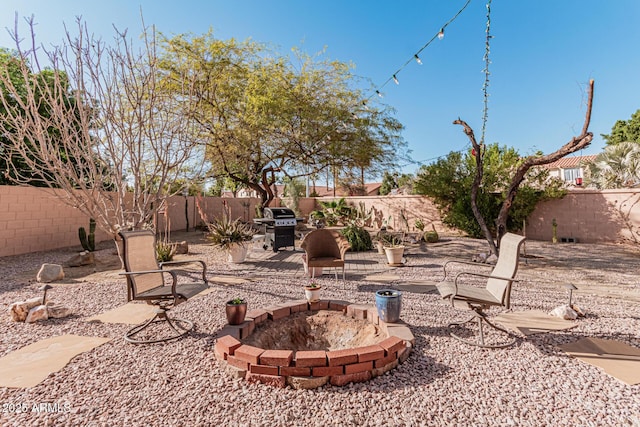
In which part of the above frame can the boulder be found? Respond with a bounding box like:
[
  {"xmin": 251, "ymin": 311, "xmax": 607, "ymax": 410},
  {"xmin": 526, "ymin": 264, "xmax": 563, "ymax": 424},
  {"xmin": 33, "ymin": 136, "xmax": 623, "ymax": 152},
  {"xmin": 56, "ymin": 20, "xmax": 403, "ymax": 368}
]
[
  {"xmin": 46, "ymin": 303, "xmax": 72, "ymax": 319},
  {"xmin": 37, "ymin": 263, "xmax": 64, "ymax": 283},
  {"xmin": 549, "ymin": 304, "xmax": 578, "ymax": 320},
  {"xmin": 486, "ymin": 254, "xmax": 498, "ymax": 265},
  {"xmin": 64, "ymin": 251, "xmax": 95, "ymax": 267},
  {"xmin": 9, "ymin": 297, "xmax": 43, "ymax": 322},
  {"xmin": 25, "ymin": 305, "xmax": 49, "ymax": 323},
  {"xmin": 174, "ymin": 241, "xmax": 189, "ymax": 255},
  {"xmin": 472, "ymin": 252, "xmax": 488, "ymax": 263}
]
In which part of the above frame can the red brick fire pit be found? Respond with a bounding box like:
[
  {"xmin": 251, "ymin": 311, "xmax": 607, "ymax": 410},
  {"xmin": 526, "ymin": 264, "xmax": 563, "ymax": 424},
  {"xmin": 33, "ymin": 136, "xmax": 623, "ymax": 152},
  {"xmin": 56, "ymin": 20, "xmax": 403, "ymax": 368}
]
[{"xmin": 214, "ymin": 300, "xmax": 414, "ymax": 389}]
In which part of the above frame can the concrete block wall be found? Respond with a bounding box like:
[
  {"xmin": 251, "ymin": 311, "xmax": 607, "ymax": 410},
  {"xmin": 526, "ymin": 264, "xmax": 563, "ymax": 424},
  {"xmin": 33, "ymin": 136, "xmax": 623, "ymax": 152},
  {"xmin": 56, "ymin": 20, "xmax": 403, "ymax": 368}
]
[
  {"xmin": 0, "ymin": 186, "xmax": 111, "ymax": 257},
  {"xmin": 2, "ymin": 185, "xmax": 640, "ymax": 258},
  {"xmin": 526, "ymin": 189, "xmax": 640, "ymax": 243},
  {"xmin": 290, "ymin": 195, "xmax": 454, "ymax": 235}
]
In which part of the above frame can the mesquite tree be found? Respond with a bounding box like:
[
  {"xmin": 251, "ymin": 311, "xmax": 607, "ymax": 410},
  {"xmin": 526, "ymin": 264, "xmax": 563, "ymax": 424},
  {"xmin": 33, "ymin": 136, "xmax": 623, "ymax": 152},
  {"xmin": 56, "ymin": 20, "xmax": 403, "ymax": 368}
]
[
  {"xmin": 0, "ymin": 16, "xmax": 204, "ymax": 238},
  {"xmin": 456, "ymin": 80, "xmax": 595, "ymax": 255}
]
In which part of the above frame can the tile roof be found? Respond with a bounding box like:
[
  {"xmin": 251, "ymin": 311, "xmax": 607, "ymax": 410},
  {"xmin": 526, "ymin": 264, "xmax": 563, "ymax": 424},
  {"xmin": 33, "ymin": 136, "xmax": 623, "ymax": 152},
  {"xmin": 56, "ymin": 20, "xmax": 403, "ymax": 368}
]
[{"xmin": 544, "ymin": 155, "xmax": 597, "ymax": 169}]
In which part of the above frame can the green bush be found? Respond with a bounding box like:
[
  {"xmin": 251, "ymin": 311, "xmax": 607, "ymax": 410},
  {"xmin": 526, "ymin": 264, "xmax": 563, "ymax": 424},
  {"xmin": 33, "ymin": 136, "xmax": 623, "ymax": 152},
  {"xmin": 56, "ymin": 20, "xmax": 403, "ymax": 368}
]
[{"xmin": 340, "ymin": 224, "xmax": 372, "ymax": 252}]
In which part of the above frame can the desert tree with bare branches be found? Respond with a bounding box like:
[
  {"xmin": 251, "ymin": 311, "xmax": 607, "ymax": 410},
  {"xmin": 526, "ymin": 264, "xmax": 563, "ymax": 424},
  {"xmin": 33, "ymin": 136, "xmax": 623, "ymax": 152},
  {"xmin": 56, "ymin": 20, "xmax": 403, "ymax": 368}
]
[
  {"xmin": 0, "ymin": 15, "xmax": 205, "ymax": 241},
  {"xmin": 455, "ymin": 80, "xmax": 595, "ymax": 255}
]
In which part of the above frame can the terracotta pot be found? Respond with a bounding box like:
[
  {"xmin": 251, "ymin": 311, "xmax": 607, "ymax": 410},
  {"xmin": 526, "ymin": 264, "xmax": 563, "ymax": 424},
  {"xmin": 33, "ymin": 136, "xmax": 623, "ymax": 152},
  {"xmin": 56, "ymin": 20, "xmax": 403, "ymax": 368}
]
[{"xmin": 225, "ymin": 301, "xmax": 247, "ymax": 325}]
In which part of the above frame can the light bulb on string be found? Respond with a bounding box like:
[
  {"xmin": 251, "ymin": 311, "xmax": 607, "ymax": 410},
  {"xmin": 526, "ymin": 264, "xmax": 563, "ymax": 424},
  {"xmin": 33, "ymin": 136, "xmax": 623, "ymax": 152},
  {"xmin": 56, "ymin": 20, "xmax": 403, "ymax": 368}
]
[
  {"xmin": 351, "ymin": 112, "xmax": 359, "ymax": 120},
  {"xmin": 393, "ymin": 74, "xmax": 399, "ymax": 85},
  {"xmin": 414, "ymin": 54, "xmax": 422, "ymax": 65},
  {"xmin": 362, "ymin": 100, "xmax": 369, "ymax": 110},
  {"xmin": 438, "ymin": 28, "xmax": 445, "ymax": 40},
  {"xmin": 376, "ymin": 90, "xmax": 383, "ymax": 98}
]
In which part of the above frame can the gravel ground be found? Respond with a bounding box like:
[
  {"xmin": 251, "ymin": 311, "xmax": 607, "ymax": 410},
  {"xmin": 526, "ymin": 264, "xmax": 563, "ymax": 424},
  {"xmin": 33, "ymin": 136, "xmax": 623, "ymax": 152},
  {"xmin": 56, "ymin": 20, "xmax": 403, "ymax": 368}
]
[{"xmin": 0, "ymin": 233, "xmax": 639, "ymax": 426}]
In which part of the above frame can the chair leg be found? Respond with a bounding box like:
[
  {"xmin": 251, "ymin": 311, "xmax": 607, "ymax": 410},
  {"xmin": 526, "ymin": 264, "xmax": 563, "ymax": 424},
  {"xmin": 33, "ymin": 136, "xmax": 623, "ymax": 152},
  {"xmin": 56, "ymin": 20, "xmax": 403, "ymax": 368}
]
[
  {"xmin": 448, "ymin": 308, "xmax": 517, "ymax": 349},
  {"xmin": 124, "ymin": 307, "xmax": 194, "ymax": 344}
]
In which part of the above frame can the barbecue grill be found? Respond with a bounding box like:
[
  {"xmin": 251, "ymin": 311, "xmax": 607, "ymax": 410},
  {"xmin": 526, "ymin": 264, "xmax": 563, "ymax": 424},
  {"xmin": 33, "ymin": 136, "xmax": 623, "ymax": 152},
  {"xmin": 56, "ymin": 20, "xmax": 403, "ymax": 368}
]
[{"xmin": 253, "ymin": 207, "xmax": 302, "ymax": 252}]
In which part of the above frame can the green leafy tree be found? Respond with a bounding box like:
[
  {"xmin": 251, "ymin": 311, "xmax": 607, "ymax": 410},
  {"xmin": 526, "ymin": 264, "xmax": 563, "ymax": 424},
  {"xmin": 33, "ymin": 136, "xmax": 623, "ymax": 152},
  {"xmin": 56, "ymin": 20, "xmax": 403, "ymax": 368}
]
[
  {"xmin": 602, "ymin": 109, "xmax": 640, "ymax": 146},
  {"xmin": 414, "ymin": 144, "xmax": 566, "ymax": 238},
  {"xmin": 380, "ymin": 172, "xmax": 398, "ymax": 195},
  {"xmin": 158, "ymin": 33, "xmax": 405, "ymax": 211}
]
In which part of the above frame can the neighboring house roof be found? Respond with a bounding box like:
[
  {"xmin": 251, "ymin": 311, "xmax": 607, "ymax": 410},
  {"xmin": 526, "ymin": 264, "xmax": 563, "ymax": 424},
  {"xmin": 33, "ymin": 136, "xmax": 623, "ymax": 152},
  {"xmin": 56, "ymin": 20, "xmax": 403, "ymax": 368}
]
[
  {"xmin": 544, "ymin": 155, "xmax": 597, "ymax": 169},
  {"xmin": 363, "ymin": 182, "xmax": 382, "ymax": 195}
]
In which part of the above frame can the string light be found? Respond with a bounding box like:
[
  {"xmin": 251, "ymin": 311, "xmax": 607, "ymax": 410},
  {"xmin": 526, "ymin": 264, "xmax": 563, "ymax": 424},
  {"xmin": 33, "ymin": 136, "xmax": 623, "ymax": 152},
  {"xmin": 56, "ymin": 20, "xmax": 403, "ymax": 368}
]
[
  {"xmin": 305, "ymin": 0, "xmax": 474, "ymax": 172},
  {"xmin": 365, "ymin": 0, "xmax": 471, "ymax": 102},
  {"xmin": 480, "ymin": 0, "xmax": 492, "ymax": 146}
]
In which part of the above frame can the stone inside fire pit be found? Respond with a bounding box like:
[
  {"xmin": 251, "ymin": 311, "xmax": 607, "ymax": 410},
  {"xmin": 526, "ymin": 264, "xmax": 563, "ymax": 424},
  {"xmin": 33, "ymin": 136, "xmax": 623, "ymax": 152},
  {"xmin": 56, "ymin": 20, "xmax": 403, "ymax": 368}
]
[{"xmin": 242, "ymin": 310, "xmax": 386, "ymax": 351}]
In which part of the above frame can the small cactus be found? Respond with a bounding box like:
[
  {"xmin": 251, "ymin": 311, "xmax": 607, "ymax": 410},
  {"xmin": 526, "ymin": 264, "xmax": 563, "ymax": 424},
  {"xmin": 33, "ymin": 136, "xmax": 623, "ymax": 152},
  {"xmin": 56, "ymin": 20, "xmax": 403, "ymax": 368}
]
[
  {"xmin": 78, "ymin": 218, "xmax": 96, "ymax": 252},
  {"xmin": 424, "ymin": 224, "xmax": 439, "ymax": 243}
]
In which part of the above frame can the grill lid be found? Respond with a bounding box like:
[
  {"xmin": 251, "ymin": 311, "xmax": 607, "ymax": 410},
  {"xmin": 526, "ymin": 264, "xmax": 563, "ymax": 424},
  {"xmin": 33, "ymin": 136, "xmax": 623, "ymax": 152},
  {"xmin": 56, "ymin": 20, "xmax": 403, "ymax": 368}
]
[{"xmin": 263, "ymin": 207, "xmax": 295, "ymax": 219}]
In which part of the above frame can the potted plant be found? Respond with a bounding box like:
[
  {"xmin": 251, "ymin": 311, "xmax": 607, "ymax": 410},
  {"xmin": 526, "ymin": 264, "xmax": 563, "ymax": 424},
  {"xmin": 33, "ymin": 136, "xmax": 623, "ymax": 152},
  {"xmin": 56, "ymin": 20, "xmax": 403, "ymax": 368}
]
[
  {"xmin": 304, "ymin": 282, "xmax": 322, "ymax": 303},
  {"xmin": 381, "ymin": 233, "xmax": 405, "ymax": 265},
  {"xmin": 375, "ymin": 289, "xmax": 402, "ymax": 323},
  {"xmin": 374, "ymin": 227, "xmax": 390, "ymax": 254},
  {"xmin": 225, "ymin": 298, "xmax": 247, "ymax": 325},
  {"xmin": 206, "ymin": 214, "xmax": 254, "ymax": 263}
]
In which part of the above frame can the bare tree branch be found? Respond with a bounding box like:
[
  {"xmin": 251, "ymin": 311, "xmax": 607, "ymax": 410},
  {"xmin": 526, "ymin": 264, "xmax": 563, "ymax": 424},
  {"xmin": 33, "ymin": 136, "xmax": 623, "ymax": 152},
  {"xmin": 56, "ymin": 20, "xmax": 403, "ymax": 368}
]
[{"xmin": 0, "ymin": 16, "xmax": 205, "ymax": 238}]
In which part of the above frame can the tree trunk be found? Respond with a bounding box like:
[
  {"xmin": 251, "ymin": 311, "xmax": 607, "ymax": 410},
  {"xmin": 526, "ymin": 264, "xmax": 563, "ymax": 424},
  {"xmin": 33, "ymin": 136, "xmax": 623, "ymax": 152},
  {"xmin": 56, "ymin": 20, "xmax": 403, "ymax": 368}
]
[
  {"xmin": 454, "ymin": 80, "xmax": 595, "ymax": 255},
  {"xmin": 495, "ymin": 80, "xmax": 595, "ymax": 243},
  {"xmin": 453, "ymin": 119, "xmax": 498, "ymax": 255}
]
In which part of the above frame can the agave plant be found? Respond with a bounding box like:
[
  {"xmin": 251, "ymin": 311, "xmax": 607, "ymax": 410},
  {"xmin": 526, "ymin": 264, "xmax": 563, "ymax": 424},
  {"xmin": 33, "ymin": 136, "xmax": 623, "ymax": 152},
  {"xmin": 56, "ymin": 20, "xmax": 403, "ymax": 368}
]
[{"xmin": 206, "ymin": 214, "xmax": 254, "ymax": 250}]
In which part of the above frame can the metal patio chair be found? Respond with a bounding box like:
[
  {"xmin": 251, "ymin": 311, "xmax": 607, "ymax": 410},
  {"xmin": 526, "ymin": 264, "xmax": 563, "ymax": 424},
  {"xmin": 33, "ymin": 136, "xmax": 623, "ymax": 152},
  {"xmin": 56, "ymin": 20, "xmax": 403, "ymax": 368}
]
[
  {"xmin": 119, "ymin": 230, "xmax": 208, "ymax": 344},
  {"xmin": 436, "ymin": 232, "xmax": 526, "ymax": 348}
]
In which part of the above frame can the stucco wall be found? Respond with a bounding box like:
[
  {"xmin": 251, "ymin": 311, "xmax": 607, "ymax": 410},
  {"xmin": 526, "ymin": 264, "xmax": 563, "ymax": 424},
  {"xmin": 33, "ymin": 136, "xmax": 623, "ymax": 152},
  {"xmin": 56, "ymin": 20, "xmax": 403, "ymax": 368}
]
[
  {"xmin": 2, "ymin": 186, "xmax": 639, "ymax": 258},
  {"xmin": 0, "ymin": 186, "xmax": 112, "ymax": 257},
  {"xmin": 526, "ymin": 189, "xmax": 640, "ymax": 243}
]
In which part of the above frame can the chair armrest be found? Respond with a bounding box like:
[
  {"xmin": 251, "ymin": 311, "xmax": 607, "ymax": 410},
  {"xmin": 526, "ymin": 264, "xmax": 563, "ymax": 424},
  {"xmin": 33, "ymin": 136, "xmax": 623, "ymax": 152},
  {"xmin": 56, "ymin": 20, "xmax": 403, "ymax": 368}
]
[
  {"xmin": 159, "ymin": 260, "xmax": 208, "ymax": 284},
  {"xmin": 453, "ymin": 270, "xmax": 519, "ymax": 286},
  {"xmin": 442, "ymin": 259, "xmax": 492, "ymax": 280}
]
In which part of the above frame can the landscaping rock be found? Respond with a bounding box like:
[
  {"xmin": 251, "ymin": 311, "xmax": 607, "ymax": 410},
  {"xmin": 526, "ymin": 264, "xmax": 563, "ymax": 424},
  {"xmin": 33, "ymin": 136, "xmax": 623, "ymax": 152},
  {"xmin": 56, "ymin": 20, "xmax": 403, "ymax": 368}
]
[
  {"xmin": 46, "ymin": 303, "xmax": 72, "ymax": 319},
  {"xmin": 286, "ymin": 375, "xmax": 328, "ymax": 390},
  {"xmin": 37, "ymin": 263, "xmax": 65, "ymax": 282},
  {"xmin": 550, "ymin": 304, "xmax": 578, "ymax": 320},
  {"xmin": 175, "ymin": 241, "xmax": 189, "ymax": 254},
  {"xmin": 9, "ymin": 297, "xmax": 43, "ymax": 322},
  {"xmin": 64, "ymin": 251, "xmax": 95, "ymax": 267},
  {"xmin": 25, "ymin": 305, "xmax": 49, "ymax": 323}
]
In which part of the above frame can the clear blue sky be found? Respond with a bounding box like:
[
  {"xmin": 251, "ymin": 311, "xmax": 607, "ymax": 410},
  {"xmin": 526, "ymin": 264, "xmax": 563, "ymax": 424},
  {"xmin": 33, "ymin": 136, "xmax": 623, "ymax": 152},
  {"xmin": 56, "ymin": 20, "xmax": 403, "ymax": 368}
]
[{"xmin": 2, "ymin": 0, "xmax": 639, "ymax": 175}]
